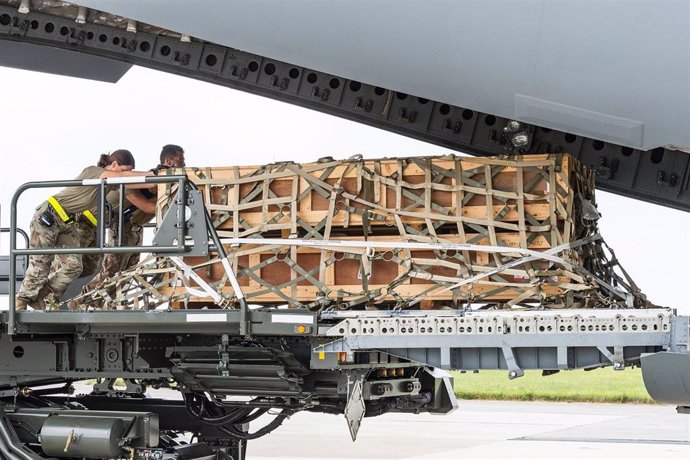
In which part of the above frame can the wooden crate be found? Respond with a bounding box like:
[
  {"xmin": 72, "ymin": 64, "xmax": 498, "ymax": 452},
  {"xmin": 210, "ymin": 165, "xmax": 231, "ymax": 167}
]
[{"xmin": 157, "ymin": 153, "xmax": 598, "ymax": 308}]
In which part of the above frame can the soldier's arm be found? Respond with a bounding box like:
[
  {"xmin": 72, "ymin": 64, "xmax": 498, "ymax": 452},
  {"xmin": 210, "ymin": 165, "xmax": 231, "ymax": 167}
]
[{"xmin": 125, "ymin": 190, "xmax": 156, "ymax": 214}]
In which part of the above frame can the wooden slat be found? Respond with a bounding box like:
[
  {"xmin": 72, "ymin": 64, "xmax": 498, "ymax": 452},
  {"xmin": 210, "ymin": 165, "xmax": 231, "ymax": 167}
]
[
  {"xmin": 204, "ymin": 204, "xmax": 554, "ymax": 229},
  {"xmin": 156, "ymin": 153, "xmax": 595, "ymax": 307},
  {"xmin": 162, "ymin": 282, "xmax": 568, "ymax": 304}
]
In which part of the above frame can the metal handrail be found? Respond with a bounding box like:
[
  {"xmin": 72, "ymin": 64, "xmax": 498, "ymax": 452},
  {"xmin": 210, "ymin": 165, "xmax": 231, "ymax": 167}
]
[
  {"xmin": 0, "ymin": 227, "xmax": 29, "ymax": 250},
  {"xmin": 0, "ymin": 227, "xmax": 29, "ymax": 287},
  {"xmin": 8, "ymin": 175, "xmax": 189, "ymax": 334}
]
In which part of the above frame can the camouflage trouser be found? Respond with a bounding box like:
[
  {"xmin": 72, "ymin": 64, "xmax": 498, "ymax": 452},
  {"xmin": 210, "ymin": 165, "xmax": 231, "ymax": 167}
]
[
  {"xmin": 76, "ymin": 222, "xmax": 99, "ymax": 279},
  {"xmin": 80, "ymin": 220, "xmax": 144, "ymax": 297},
  {"xmin": 16, "ymin": 202, "xmax": 83, "ymax": 305}
]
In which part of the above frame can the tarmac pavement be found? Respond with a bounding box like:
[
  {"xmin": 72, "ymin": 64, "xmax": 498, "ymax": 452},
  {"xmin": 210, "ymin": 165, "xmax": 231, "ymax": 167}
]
[{"xmin": 248, "ymin": 400, "xmax": 689, "ymax": 460}]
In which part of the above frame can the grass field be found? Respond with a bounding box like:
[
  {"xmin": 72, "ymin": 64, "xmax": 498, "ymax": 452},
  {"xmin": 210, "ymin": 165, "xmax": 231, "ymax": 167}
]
[{"xmin": 452, "ymin": 367, "xmax": 654, "ymax": 403}]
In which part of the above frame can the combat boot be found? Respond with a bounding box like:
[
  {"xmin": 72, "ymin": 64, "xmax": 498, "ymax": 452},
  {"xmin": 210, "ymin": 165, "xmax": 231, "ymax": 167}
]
[
  {"xmin": 15, "ymin": 297, "xmax": 29, "ymax": 311},
  {"xmin": 43, "ymin": 292, "xmax": 60, "ymax": 310},
  {"xmin": 33, "ymin": 286, "xmax": 51, "ymax": 310},
  {"xmin": 67, "ymin": 297, "xmax": 85, "ymax": 311},
  {"xmin": 33, "ymin": 297, "xmax": 46, "ymax": 310}
]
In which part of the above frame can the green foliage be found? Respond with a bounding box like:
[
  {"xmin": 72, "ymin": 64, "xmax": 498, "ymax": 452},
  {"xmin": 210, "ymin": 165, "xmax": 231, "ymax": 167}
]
[{"xmin": 452, "ymin": 367, "xmax": 654, "ymax": 403}]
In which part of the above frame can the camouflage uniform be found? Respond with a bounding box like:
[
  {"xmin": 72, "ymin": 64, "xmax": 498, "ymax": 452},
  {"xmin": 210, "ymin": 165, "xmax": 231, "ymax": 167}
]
[
  {"xmin": 76, "ymin": 189, "xmax": 153, "ymax": 308},
  {"xmin": 16, "ymin": 203, "xmax": 84, "ymax": 308},
  {"xmin": 16, "ymin": 165, "xmax": 104, "ymax": 309},
  {"xmin": 74, "ymin": 220, "xmax": 99, "ymax": 278},
  {"xmin": 47, "ymin": 220, "xmax": 97, "ymax": 295},
  {"xmin": 80, "ymin": 219, "xmax": 144, "ymax": 294}
]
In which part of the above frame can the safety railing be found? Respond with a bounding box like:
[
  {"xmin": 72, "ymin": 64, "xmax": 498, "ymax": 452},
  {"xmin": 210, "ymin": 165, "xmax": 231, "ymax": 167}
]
[
  {"xmin": 7, "ymin": 175, "xmax": 189, "ymax": 334},
  {"xmin": 0, "ymin": 227, "xmax": 29, "ymax": 247},
  {"xmin": 0, "ymin": 227, "xmax": 29, "ymax": 295}
]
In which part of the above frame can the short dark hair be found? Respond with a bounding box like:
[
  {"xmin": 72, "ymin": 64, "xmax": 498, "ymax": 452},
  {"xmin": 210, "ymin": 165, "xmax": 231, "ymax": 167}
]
[{"xmin": 160, "ymin": 144, "xmax": 184, "ymax": 164}]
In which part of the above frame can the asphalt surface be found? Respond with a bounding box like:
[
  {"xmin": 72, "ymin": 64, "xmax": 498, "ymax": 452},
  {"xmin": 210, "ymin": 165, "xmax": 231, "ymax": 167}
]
[{"xmin": 248, "ymin": 400, "xmax": 690, "ymax": 459}]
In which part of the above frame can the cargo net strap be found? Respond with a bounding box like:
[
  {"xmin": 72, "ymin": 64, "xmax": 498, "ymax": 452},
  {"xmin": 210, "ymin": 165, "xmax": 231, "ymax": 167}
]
[
  {"xmin": 69, "ymin": 232, "xmax": 647, "ymax": 311},
  {"xmin": 73, "ymin": 154, "xmax": 651, "ymax": 311}
]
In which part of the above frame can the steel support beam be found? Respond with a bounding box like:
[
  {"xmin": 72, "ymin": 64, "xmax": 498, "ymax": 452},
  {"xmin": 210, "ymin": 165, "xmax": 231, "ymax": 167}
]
[{"xmin": 315, "ymin": 310, "xmax": 685, "ymax": 376}]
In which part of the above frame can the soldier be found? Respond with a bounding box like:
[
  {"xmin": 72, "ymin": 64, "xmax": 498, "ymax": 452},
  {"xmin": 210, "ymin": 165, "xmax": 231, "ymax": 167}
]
[
  {"xmin": 71, "ymin": 145, "xmax": 186, "ymax": 309},
  {"xmin": 15, "ymin": 150, "xmax": 154, "ymax": 310}
]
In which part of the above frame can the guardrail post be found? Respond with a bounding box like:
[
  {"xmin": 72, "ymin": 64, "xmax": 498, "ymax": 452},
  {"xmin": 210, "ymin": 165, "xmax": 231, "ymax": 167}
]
[
  {"xmin": 98, "ymin": 181, "xmax": 106, "ymax": 249},
  {"xmin": 176, "ymin": 177, "xmax": 186, "ymax": 252},
  {"xmin": 117, "ymin": 184, "xmax": 124, "ymax": 248},
  {"xmin": 8, "ymin": 182, "xmax": 33, "ymax": 335}
]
